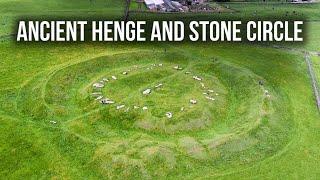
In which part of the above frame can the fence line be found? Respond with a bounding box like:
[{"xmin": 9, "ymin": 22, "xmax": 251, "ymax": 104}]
[{"xmin": 305, "ymin": 53, "xmax": 320, "ymax": 111}]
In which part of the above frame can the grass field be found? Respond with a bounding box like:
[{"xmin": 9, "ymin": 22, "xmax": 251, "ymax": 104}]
[
  {"xmin": 306, "ymin": 22, "xmax": 320, "ymax": 52},
  {"xmin": 312, "ymin": 55, "xmax": 320, "ymax": 81},
  {"xmin": 219, "ymin": 2, "xmax": 320, "ymax": 20},
  {"xmin": 0, "ymin": 0, "xmax": 320, "ymax": 179},
  {"xmin": 0, "ymin": 0, "xmax": 124, "ymax": 36}
]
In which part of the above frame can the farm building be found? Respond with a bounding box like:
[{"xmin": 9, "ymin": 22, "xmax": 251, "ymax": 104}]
[
  {"xmin": 144, "ymin": 0, "xmax": 165, "ymax": 10},
  {"xmin": 177, "ymin": 0, "xmax": 206, "ymax": 5},
  {"xmin": 144, "ymin": 0, "xmax": 186, "ymax": 12},
  {"xmin": 143, "ymin": 0, "xmax": 199, "ymax": 11}
]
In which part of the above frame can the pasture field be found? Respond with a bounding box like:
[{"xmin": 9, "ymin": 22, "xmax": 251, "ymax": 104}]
[
  {"xmin": 306, "ymin": 22, "xmax": 320, "ymax": 52},
  {"xmin": 0, "ymin": 0, "xmax": 123, "ymax": 36},
  {"xmin": 0, "ymin": 0, "xmax": 319, "ymax": 179},
  {"xmin": 219, "ymin": 2, "xmax": 320, "ymax": 20},
  {"xmin": 312, "ymin": 55, "xmax": 320, "ymax": 81},
  {"xmin": 1, "ymin": 42, "xmax": 319, "ymax": 179}
]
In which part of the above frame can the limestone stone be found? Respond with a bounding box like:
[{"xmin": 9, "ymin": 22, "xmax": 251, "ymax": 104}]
[
  {"xmin": 193, "ymin": 76, "xmax": 202, "ymax": 81},
  {"xmin": 93, "ymin": 83, "xmax": 104, "ymax": 88},
  {"xmin": 96, "ymin": 96, "xmax": 103, "ymax": 100},
  {"xmin": 100, "ymin": 98, "xmax": 115, "ymax": 104},
  {"xmin": 190, "ymin": 99, "xmax": 197, "ymax": 104},
  {"xmin": 205, "ymin": 96, "xmax": 215, "ymax": 101},
  {"xmin": 166, "ymin": 112, "xmax": 173, "ymax": 118},
  {"xmin": 174, "ymin": 65, "xmax": 183, "ymax": 70},
  {"xmin": 155, "ymin": 84, "xmax": 163, "ymax": 88},
  {"xmin": 92, "ymin": 92, "xmax": 102, "ymax": 96},
  {"xmin": 143, "ymin": 89, "xmax": 152, "ymax": 95},
  {"xmin": 117, "ymin": 105, "xmax": 125, "ymax": 110}
]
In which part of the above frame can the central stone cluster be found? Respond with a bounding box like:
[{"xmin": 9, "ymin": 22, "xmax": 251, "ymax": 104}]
[{"xmin": 90, "ymin": 63, "xmax": 220, "ymax": 122}]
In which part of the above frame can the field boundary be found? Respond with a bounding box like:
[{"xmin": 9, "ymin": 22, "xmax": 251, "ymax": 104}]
[
  {"xmin": 270, "ymin": 45, "xmax": 320, "ymax": 111},
  {"xmin": 305, "ymin": 53, "xmax": 320, "ymax": 111}
]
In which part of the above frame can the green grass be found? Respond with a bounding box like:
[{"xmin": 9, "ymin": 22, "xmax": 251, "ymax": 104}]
[
  {"xmin": 312, "ymin": 55, "xmax": 320, "ymax": 81},
  {"xmin": 306, "ymin": 22, "xmax": 320, "ymax": 52},
  {"xmin": 0, "ymin": 42, "xmax": 319, "ymax": 178},
  {"xmin": 0, "ymin": 0, "xmax": 123, "ymax": 13},
  {"xmin": 0, "ymin": 0, "xmax": 124, "ymax": 36},
  {"xmin": 219, "ymin": 2, "xmax": 320, "ymax": 20},
  {"xmin": 0, "ymin": 0, "xmax": 320, "ymax": 179}
]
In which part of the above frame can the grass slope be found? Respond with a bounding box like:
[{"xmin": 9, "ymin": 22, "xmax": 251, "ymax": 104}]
[
  {"xmin": 0, "ymin": 42, "xmax": 319, "ymax": 178},
  {"xmin": 312, "ymin": 55, "xmax": 320, "ymax": 81}
]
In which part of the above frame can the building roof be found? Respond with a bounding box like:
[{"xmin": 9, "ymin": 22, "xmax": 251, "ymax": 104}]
[{"xmin": 144, "ymin": 0, "xmax": 164, "ymax": 5}]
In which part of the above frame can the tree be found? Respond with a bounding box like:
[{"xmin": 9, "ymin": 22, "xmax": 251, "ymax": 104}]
[{"xmin": 124, "ymin": 0, "xmax": 131, "ymax": 21}]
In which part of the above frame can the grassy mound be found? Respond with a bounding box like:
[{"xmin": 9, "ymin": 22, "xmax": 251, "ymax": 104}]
[{"xmin": 1, "ymin": 42, "xmax": 318, "ymax": 178}]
